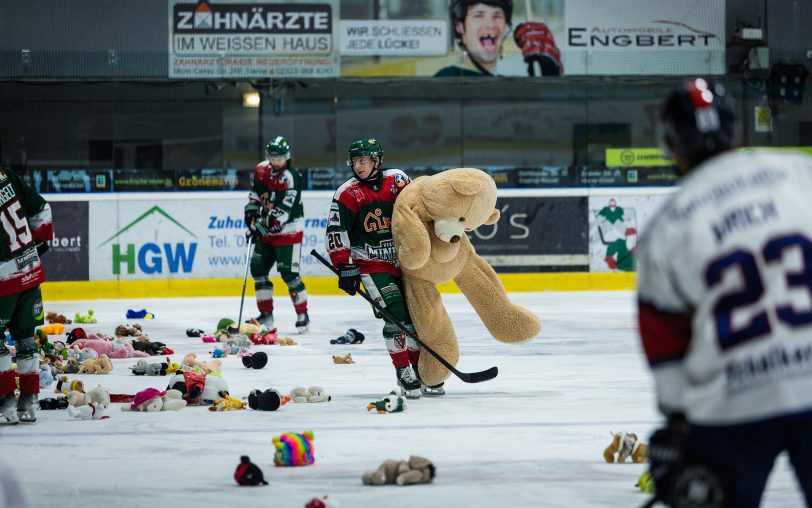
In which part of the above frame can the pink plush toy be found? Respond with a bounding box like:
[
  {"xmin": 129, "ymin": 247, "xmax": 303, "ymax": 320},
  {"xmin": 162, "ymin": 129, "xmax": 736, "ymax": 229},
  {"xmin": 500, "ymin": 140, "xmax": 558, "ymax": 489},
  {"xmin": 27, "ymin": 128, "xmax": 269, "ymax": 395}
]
[
  {"xmin": 74, "ymin": 334, "xmax": 149, "ymax": 359},
  {"xmin": 121, "ymin": 388, "xmax": 186, "ymax": 412}
]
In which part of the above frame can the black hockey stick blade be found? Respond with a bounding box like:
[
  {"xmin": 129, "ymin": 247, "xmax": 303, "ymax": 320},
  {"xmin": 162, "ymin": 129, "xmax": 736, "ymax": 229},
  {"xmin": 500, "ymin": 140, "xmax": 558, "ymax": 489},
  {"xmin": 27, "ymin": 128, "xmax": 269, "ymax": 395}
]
[{"xmin": 311, "ymin": 249, "xmax": 498, "ymax": 384}]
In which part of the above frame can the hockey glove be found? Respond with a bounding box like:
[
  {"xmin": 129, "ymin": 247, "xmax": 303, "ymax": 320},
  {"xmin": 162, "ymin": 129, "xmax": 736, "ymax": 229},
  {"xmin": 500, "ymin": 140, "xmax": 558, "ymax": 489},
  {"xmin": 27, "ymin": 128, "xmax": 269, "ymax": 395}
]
[
  {"xmin": 268, "ymin": 220, "xmax": 283, "ymax": 234},
  {"xmin": 337, "ymin": 263, "xmax": 361, "ymax": 295},
  {"xmin": 244, "ymin": 201, "xmax": 261, "ymax": 226},
  {"xmin": 513, "ymin": 22, "xmax": 563, "ymax": 76},
  {"xmin": 249, "ymin": 218, "xmax": 271, "ymax": 240}
]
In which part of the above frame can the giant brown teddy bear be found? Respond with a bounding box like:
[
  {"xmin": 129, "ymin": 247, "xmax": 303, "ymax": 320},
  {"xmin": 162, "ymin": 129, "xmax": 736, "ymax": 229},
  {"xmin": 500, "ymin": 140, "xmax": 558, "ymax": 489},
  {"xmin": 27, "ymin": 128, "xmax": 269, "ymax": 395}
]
[{"xmin": 392, "ymin": 168, "xmax": 541, "ymax": 386}]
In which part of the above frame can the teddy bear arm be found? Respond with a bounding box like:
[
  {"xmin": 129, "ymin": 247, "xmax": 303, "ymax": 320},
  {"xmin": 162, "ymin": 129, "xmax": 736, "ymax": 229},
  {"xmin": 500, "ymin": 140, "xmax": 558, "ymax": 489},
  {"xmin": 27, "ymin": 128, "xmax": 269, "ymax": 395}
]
[
  {"xmin": 396, "ymin": 469, "xmax": 425, "ymax": 486},
  {"xmin": 392, "ymin": 204, "xmax": 431, "ymax": 270}
]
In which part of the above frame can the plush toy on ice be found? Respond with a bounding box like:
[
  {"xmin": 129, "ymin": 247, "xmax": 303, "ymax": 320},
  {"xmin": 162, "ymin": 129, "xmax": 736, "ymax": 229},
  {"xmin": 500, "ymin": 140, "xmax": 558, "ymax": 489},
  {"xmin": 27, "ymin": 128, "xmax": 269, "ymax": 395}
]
[
  {"xmin": 272, "ymin": 431, "xmax": 315, "ymax": 467},
  {"xmin": 67, "ymin": 384, "xmax": 111, "ymax": 420},
  {"xmin": 362, "ymin": 456, "xmax": 435, "ymax": 486},
  {"xmin": 289, "ymin": 386, "xmax": 330, "ymax": 403},
  {"xmin": 167, "ymin": 370, "xmax": 229, "ymax": 405},
  {"xmin": 391, "ymin": 168, "xmax": 541, "ymax": 386},
  {"xmin": 122, "ymin": 388, "xmax": 186, "ymax": 412},
  {"xmin": 603, "ymin": 431, "xmax": 648, "ymax": 464},
  {"xmin": 367, "ymin": 391, "xmax": 407, "ymax": 414}
]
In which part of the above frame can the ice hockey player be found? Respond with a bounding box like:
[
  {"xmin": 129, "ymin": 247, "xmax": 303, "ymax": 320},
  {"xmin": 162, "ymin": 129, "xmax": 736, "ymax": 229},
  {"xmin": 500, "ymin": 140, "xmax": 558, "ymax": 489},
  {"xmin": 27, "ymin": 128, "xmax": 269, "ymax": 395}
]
[
  {"xmin": 244, "ymin": 135, "xmax": 309, "ymax": 333},
  {"xmin": 0, "ymin": 168, "xmax": 53, "ymax": 424},
  {"xmin": 326, "ymin": 138, "xmax": 440, "ymax": 398},
  {"xmin": 638, "ymin": 78, "xmax": 812, "ymax": 507}
]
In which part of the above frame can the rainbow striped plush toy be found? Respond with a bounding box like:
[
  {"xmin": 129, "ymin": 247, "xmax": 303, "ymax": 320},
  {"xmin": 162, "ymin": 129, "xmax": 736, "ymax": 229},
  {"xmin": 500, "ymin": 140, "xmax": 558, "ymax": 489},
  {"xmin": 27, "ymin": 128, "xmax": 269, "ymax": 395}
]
[{"xmin": 272, "ymin": 431, "xmax": 315, "ymax": 467}]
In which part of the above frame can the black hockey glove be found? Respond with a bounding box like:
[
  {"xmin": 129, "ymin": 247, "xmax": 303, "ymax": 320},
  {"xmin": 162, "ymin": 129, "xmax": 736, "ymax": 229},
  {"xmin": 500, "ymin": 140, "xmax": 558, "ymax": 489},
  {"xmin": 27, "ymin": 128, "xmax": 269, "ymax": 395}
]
[
  {"xmin": 337, "ymin": 263, "xmax": 361, "ymax": 295},
  {"xmin": 244, "ymin": 201, "xmax": 261, "ymax": 226}
]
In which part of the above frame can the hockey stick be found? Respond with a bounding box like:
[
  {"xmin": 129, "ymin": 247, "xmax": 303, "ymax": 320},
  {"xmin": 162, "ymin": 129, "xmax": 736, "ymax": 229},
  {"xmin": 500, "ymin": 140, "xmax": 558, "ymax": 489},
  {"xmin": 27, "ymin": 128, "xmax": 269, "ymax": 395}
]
[
  {"xmin": 228, "ymin": 234, "xmax": 254, "ymax": 334},
  {"xmin": 311, "ymin": 249, "xmax": 498, "ymax": 384}
]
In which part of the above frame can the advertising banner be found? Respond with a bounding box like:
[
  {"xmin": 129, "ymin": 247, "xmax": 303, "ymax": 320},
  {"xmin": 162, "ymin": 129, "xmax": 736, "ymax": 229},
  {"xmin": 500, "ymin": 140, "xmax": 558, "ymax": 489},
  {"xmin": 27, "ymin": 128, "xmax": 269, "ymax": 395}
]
[
  {"xmin": 469, "ymin": 196, "xmax": 589, "ymax": 272},
  {"xmin": 40, "ymin": 201, "xmax": 89, "ymax": 281},
  {"xmin": 168, "ymin": 0, "xmax": 340, "ymax": 78},
  {"xmin": 168, "ymin": 0, "xmax": 724, "ymax": 78},
  {"xmin": 88, "ymin": 193, "xmax": 335, "ymax": 280},
  {"xmin": 588, "ymin": 194, "xmax": 669, "ymax": 273},
  {"xmin": 339, "ymin": 20, "xmax": 447, "ymax": 56}
]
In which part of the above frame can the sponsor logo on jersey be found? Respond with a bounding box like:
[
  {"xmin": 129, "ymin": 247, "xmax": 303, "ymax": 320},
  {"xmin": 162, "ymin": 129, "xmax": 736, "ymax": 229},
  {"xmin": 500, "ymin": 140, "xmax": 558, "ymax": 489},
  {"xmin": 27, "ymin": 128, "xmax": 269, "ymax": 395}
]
[
  {"xmin": 366, "ymin": 239, "xmax": 396, "ymax": 261},
  {"xmin": 15, "ymin": 247, "xmax": 38, "ymax": 270},
  {"xmin": 363, "ymin": 208, "xmax": 390, "ymax": 233}
]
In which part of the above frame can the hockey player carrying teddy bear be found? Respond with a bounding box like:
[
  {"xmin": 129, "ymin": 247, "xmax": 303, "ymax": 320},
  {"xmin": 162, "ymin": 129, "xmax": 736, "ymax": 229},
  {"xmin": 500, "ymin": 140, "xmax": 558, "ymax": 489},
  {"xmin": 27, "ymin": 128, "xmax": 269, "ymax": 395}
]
[{"xmin": 326, "ymin": 138, "xmax": 540, "ymax": 399}]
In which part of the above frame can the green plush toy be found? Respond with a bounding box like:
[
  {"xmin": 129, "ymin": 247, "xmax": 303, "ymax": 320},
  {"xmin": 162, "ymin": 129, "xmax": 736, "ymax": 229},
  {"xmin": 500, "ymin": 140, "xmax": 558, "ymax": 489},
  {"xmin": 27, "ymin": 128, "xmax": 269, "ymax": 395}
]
[
  {"xmin": 636, "ymin": 470, "xmax": 655, "ymax": 494},
  {"xmin": 367, "ymin": 391, "xmax": 408, "ymax": 414},
  {"xmin": 74, "ymin": 310, "xmax": 97, "ymax": 324}
]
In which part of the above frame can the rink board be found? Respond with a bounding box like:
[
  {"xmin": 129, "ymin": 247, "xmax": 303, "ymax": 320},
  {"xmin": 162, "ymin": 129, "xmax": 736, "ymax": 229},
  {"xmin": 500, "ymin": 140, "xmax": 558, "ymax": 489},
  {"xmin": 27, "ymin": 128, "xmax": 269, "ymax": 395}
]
[
  {"xmin": 39, "ymin": 188, "xmax": 667, "ymax": 299},
  {"xmin": 40, "ymin": 272, "xmax": 637, "ymax": 300}
]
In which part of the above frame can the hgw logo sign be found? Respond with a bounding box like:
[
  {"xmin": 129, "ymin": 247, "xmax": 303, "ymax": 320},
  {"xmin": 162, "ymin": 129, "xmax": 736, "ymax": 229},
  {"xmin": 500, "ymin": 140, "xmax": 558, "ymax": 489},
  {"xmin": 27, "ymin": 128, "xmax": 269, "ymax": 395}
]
[{"xmin": 98, "ymin": 206, "xmax": 197, "ymax": 275}]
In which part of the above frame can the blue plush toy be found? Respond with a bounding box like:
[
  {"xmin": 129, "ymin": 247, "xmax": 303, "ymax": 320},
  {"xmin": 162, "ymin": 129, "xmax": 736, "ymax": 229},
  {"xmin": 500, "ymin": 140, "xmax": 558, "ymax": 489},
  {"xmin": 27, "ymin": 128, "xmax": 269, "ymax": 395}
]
[{"xmin": 39, "ymin": 364, "xmax": 55, "ymax": 388}]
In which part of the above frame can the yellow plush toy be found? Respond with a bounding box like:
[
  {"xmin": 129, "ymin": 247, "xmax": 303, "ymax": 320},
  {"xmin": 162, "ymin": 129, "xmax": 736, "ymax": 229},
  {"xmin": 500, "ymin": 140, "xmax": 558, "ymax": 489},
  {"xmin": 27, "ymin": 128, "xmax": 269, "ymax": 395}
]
[{"xmin": 391, "ymin": 168, "xmax": 541, "ymax": 386}]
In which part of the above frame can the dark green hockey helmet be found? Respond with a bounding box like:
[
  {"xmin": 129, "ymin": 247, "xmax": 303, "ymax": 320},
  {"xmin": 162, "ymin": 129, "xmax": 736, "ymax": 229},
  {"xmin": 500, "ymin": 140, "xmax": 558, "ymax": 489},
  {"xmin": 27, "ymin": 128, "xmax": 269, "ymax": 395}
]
[
  {"xmin": 347, "ymin": 138, "xmax": 384, "ymax": 165},
  {"xmin": 265, "ymin": 135, "xmax": 291, "ymax": 160}
]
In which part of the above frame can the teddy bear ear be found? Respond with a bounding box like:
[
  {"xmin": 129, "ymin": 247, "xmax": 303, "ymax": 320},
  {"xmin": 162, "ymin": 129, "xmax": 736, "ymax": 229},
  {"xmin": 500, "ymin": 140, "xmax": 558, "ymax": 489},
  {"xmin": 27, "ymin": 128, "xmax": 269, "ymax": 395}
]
[
  {"xmin": 449, "ymin": 178, "xmax": 482, "ymax": 196},
  {"xmin": 484, "ymin": 209, "xmax": 500, "ymax": 225}
]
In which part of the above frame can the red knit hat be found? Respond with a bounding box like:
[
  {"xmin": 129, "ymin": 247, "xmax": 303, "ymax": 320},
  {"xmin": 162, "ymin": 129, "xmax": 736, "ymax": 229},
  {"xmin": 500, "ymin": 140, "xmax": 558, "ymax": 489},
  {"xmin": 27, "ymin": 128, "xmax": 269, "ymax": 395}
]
[{"xmin": 131, "ymin": 388, "xmax": 165, "ymax": 410}]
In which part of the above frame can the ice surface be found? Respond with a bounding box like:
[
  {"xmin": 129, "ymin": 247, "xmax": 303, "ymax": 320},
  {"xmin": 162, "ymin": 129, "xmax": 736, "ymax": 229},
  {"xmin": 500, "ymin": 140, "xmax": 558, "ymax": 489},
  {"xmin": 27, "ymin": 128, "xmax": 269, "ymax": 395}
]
[{"xmin": 0, "ymin": 292, "xmax": 804, "ymax": 508}]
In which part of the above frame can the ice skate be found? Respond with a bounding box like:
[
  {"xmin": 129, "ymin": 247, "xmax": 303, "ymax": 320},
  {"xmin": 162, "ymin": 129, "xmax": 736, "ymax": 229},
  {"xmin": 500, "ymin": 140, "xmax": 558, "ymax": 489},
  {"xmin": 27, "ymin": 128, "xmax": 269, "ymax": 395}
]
[
  {"xmin": 17, "ymin": 393, "xmax": 37, "ymax": 423},
  {"xmin": 0, "ymin": 393, "xmax": 19, "ymax": 424},
  {"xmin": 420, "ymin": 382, "xmax": 445, "ymax": 396},
  {"xmin": 295, "ymin": 312, "xmax": 310, "ymax": 334},
  {"xmin": 415, "ymin": 366, "xmax": 445, "ymax": 396},
  {"xmin": 396, "ymin": 366, "xmax": 421, "ymax": 399},
  {"xmin": 254, "ymin": 312, "xmax": 275, "ymax": 330}
]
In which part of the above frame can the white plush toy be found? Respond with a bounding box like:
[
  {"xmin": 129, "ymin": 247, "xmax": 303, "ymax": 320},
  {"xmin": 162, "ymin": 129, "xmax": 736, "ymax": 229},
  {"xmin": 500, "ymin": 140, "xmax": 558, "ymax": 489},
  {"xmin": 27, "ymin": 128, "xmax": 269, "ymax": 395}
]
[
  {"xmin": 66, "ymin": 385, "xmax": 111, "ymax": 420},
  {"xmin": 290, "ymin": 386, "xmax": 331, "ymax": 403},
  {"xmin": 67, "ymin": 402, "xmax": 107, "ymax": 420}
]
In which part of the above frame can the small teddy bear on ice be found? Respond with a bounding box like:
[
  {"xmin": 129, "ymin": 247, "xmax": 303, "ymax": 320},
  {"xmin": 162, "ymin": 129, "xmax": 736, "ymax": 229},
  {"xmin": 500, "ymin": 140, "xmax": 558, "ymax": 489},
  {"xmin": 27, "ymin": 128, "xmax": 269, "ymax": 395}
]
[{"xmin": 362, "ymin": 456, "xmax": 435, "ymax": 486}]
